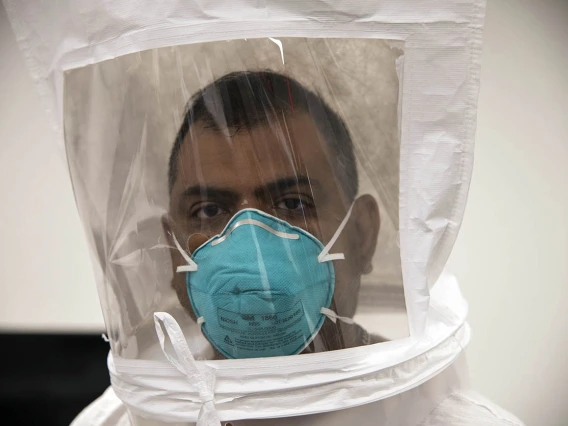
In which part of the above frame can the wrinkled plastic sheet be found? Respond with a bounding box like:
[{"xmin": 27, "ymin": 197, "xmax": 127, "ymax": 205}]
[{"xmin": 4, "ymin": 0, "xmax": 486, "ymax": 424}]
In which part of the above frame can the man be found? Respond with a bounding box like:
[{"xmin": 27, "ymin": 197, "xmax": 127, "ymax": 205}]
[
  {"xmin": 72, "ymin": 70, "xmax": 524, "ymax": 426},
  {"xmin": 162, "ymin": 70, "xmax": 383, "ymax": 357}
]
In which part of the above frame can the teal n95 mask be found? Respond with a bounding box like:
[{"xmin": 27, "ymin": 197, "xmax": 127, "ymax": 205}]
[{"xmin": 171, "ymin": 206, "xmax": 354, "ymax": 359}]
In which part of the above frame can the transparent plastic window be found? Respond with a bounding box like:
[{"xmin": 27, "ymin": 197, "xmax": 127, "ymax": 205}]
[{"xmin": 63, "ymin": 38, "xmax": 407, "ymax": 360}]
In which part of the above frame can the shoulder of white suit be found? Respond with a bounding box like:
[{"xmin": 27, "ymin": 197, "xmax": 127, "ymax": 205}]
[
  {"xmin": 70, "ymin": 386, "xmax": 131, "ymax": 426},
  {"xmin": 418, "ymin": 390, "xmax": 526, "ymax": 426}
]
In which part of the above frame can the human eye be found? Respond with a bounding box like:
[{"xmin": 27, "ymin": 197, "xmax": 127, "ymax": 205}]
[
  {"xmin": 274, "ymin": 195, "xmax": 314, "ymax": 213},
  {"xmin": 190, "ymin": 202, "xmax": 228, "ymax": 219}
]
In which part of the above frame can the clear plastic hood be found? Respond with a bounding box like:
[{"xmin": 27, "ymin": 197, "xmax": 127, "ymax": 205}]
[
  {"xmin": 4, "ymin": 0, "xmax": 486, "ymax": 424},
  {"xmin": 62, "ymin": 38, "xmax": 407, "ymax": 360}
]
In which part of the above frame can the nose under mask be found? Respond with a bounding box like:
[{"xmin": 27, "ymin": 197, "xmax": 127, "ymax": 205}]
[{"xmin": 172, "ymin": 206, "xmax": 354, "ymax": 359}]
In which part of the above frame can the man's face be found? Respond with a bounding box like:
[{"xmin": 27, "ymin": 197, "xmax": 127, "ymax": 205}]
[{"xmin": 164, "ymin": 112, "xmax": 379, "ymax": 338}]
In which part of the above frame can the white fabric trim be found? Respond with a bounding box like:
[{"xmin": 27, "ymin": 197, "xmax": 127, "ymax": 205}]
[
  {"xmin": 153, "ymin": 313, "xmax": 220, "ymax": 426},
  {"xmin": 71, "ymin": 380, "xmax": 528, "ymax": 426},
  {"xmin": 109, "ymin": 274, "xmax": 469, "ymax": 423}
]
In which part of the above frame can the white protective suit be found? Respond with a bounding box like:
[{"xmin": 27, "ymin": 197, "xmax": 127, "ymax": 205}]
[{"xmin": 4, "ymin": 0, "xmax": 525, "ymax": 425}]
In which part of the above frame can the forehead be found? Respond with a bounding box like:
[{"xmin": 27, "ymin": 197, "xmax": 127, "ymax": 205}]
[{"xmin": 172, "ymin": 112, "xmax": 341, "ymax": 194}]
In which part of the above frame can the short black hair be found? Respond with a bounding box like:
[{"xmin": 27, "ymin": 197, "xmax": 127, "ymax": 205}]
[{"xmin": 168, "ymin": 70, "xmax": 358, "ymax": 199}]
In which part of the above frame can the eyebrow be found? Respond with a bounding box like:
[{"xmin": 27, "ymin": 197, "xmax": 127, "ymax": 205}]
[
  {"xmin": 179, "ymin": 176, "xmax": 318, "ymax": 201},
  {"xmin": 180, "ymin": 185, "xmax": 239, "ymax": 200},
  {"xmin": 253, "ymin": 176, "xmax": 317, "ymax": 198}
]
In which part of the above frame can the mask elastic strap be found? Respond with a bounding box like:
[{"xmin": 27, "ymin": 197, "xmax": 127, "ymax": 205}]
[
  {"xmin": 320, "ymin": 307, "xmax": 355, "ymax": 325},
  {"xmin": 317, "ymin": 202, "xmax": 355, "ymax": 263},
  {"xmin": 171, "ymin": 232, "xmax": 198, "ymax": 272},
  {"xmin": 153, "ymin": 312, "xmax": 220, "ymax": 426}
]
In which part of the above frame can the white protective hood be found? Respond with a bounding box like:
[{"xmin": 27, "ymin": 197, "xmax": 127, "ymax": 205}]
[{"xmin": 4, "ymin": 0, "xmax": 486, "ymax": 425}]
